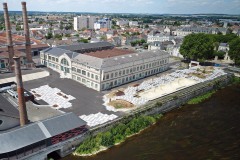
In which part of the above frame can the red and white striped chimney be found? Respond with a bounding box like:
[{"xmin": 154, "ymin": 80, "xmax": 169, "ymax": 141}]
[
  {"xmin": 3, "ymin": 3, "xmax": 14, "ymax": 71},
  {"xmin": 21, "ymin": 1, "xmax": 33, "ymax": 66}
]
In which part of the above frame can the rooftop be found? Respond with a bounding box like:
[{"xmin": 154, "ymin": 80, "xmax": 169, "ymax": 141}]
[{"xmin": 86, "ymin": 48, "xmax": 135, "ymax": 58}]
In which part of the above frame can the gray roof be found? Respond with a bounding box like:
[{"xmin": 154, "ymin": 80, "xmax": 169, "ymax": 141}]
[
  {"xmin": 41, "ymin": 47, "xmax": 79, "ymax": 59},
  {"xmin": 219, "ymin": 43, "xmax": 228, "ymax": 47},
  {"xmin": 57, "ymin": 42, "xmax": 114, "ymax": 52},
  {"xmin": 73, "ymin": 50, "xmax": 169, "ymax": 71},
  {"xmin": 0, "ymin": 112, "xmax": 86, "ymax": 154}
]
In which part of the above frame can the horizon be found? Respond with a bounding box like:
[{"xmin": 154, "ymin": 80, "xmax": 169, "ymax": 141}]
[{"xmin": 0, "ymin": 0, "xmax": 239, "ymax": 15}]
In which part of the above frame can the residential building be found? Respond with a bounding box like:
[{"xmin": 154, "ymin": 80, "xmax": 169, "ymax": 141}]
[
  {"xmin": 129, "ymin": 21, "xmax": 139, "ymax": 27},
  {"xmin": 173, "ymin": 27, "xmax": 230, "ymax": 36},
  {"xmin": 94, "ymin": 18, "xmax": 112, "ymax": 30},
  {"xmin": 116, "ymin": 20, "xmax": 129, "ymax": 26},
  {"xmin": 40, "ymin": 42, "xmax": 169, "ymax": 91},
  {"xmin": 74, "ymin": 16, "xmax": 98, "ymax": 31}
]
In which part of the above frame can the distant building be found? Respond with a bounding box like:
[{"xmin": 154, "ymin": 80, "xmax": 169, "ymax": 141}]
[
  {"xmin": 173, "ymin": 27, "xmax": 230, "ymax": 36},
  {"xmin": 116, "ymin": 20, "xmax": 129, "ymax": 26},
  {"xmin": 40, "ymin": 42, "xmax": 169, "ymax": 91},
  {"xmin": 94, "ymin": 18, "xmax": 112, "ymax": 30},
  {"xmin": 129, "ymin": 21, "xmax": 138, "ymax": 27},
  {"xmin": 74, "ymin": 16, "xmax": 98, "ymax": 31}
]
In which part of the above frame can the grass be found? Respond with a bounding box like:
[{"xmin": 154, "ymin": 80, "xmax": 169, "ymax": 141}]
[
  {"xmin": 187, "ymin": 91, "xmax": 216, "ymax": 105},
  {"xmin": 108, "ymin": 100, "xmax": 134, "ymax": 109}
]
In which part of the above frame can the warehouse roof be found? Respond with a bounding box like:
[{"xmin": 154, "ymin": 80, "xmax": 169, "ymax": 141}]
[{"xmin": 0, "ymin": 112, "xmax": 86, "ymax": 154}]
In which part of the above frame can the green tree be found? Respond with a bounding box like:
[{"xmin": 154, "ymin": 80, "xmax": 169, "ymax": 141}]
[
  {"xmin": 54, "ymin": 34, "xmax": 62, "ymax": 40},
  {"xmin": 101, "ymin": 131, "xmax": 114, "ymax": 146},
  {"xmin": 45, "ymin": 32, "xmax": 53, "ymax": 39},
  {"xmin": 180, "ymin": 33, "xmax": 214, "ymax": 61},
  {"xmin": 229, "ymin": 38, "xmax": 240, "ymax": 65},
  {"xmin": 78, "ymin": 38, "xmax": 88, "ymax": 43}
]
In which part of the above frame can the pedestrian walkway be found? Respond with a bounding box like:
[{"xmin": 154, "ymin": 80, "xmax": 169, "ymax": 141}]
[{"xmin": 0, "ymin": 71, "xmax": 50, "ymax": 84}]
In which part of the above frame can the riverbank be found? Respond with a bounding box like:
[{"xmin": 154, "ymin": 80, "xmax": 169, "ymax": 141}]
[
  {"xmin": 63, "ymin": 81, "xmax": 240, "ymax": 160},
  {"xmin": 187, "ymin": 90, "xmax": 216, "ymax": 104},
  {"xmin": 73, "ymin": 114, "xmax": 163, "ymax": 157}
]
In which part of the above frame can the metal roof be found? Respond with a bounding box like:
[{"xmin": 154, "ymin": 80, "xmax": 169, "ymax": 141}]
[
  {"xmin": 73, "ymin": 50, "xmax": 169, "ymax": 71},
  {"xmin": 0, "ymin": 112, "xmax": 86, "ymax": 154},
  {"xmin": 57, "ymin": 42, "xmax": 114, "ymax": 52}
]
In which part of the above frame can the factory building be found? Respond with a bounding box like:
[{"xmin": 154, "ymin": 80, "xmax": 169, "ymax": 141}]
[{"xmin": 40, "ymin": 42, "xmax": 170, "ymax": 91}]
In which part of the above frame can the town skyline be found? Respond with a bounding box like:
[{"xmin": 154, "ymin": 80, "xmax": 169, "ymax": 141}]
[{"xmin": 1, "ymin": 0, "xmax": 240, "ymax": 15}]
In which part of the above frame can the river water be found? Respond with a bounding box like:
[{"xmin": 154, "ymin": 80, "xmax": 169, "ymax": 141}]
[{"xmin": 63, "ymin": 84, "xmax": 240, "ymax": 160}]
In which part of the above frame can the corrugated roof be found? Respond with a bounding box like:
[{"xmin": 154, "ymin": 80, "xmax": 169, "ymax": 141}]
[
  {"xmin": 0, "ymin": 112, "xmax": 86, "ymax": 154},
  {"xmin": 58, "ymin": 42, "xmax": 114, "ymax": 52}
]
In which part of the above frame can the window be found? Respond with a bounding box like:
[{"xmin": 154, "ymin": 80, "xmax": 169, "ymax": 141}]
[
  {"xmin": 52, "ymin": 57, "xmax": 55, "ymax": 61},
  {"xmin": 56, "ymin": 58, "xmax": 58, "ymax": 62},
  {"xmin": 61, "ymin": 58, "xmax": 69, "ymax": 66},
  {"xmin": 77, "ymin": 69, "xmax": 81, "ymax": 73},
  {"xmin": 95, "ymin": 84, "xmax": 98, "ymax": 89},
  {"xmin": 115, "ymin": 72, "xmax": 118, "ymax": 77},
  {"xmin": 72, "ymin": 67, "xmax": 76, "ymax": 72},
  {"xmin": 95, "ymin": 75, "xmax": 99, "ymax": 80},
  {"xmin": 91, "ymin": 74, "xmax": 94, "ymax": 79},
  {"xmin": 114, "ymin": 80, "xmax": 117, "ymax": 85},
  {"xmin": 119, "ymin": 71, "xmax": 122, "ymax": 76},
  {"xmin": 123, "ymin": 70, "xmax": 125, "ymax": 75},
  {"xmin": 126, "ymin": 69, "xmax": 129, "ymax": 74},
  {"xmin": 82, "ymin": 70, "xmax": 86, "ymax": 75},
  {"xmin": 137, "ymin": 66, "xmax": 139, "ymax": 71},
  {"xmin": 87, "ymin": 72, "xmax": 90, "ymax": 77},
  {"xmin": 111, "ymin": 73, "xmax": 114, "ymax": 78},
  {"xmin": 82, "ymin": 78, "xmax": 86, "ymax": 83},
  {"xmin": 77, "ymin": 77, "xmax": 81, "ymax": 81},
  {"xmin": 102, "ymin": 84, "xmax": 105, "ymax": 90},
  {"xmin": 106, "ymin": 74, "xmax": 109, "ymax": 79}
]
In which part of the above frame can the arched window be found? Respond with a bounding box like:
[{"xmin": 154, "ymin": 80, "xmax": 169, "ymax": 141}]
[{"xmin": 61, "ymin": 58, "xmax": 69, "ymax": 66}]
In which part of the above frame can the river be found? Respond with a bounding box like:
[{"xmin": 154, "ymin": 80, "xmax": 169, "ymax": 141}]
[{"xmin": 63, "ymin": 84, "xmax": 240, "ymax": 160}]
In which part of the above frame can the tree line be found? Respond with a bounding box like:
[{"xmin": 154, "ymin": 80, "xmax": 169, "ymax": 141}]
[{"xmin": 180, "ymin": 33, "xmax": 240, "ymax": 65}]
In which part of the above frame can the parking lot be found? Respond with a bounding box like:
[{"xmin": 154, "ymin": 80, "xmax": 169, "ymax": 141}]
[{"xmin": 23, "ymin": 68, "xmax": 124, "ymax": 117}]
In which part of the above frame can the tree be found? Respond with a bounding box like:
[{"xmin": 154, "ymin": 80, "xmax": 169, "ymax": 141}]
[
  {"xmin": 180, "ymin": 33, "xmax": 214, "ymax": 61},
  {"xmin": 45, "ymin": 32, "xmax": 53, "ymax": 39},
  {"xmin": 101, "ymin": 131, "xmax": 114, "ymax": 146},
  {"xmin": 229, "ymin": 38, "xmax": 240, "ymax": 65},
  {"xmin": 78, "ymin": 38, "xmax": 88, "ymax": 43},
  {"xmin": 54, "ymin": 34, "xmax": 62, "ymax": 40}
]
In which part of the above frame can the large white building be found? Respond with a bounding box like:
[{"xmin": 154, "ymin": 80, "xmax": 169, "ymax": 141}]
[
  {"xmin": 74, "ymin": 16, "xmax": 98, "ymax": 31},
  {"xmin": 40, "ymin": 42, "xmax": 169, "ymax": 91},
  {"xmin": 94, "ymin": 18, "xmax": 112, "ymax": 30}
]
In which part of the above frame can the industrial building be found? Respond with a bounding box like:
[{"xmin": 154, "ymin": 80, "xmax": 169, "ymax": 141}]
[{"xmin": 40, "ymin": 42, "xmax": 170, "ymax": 91}]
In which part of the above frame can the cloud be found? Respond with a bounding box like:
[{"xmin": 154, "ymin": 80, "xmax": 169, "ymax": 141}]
[{"xmin": 1, "ymin": 0, "xmax": 239, "ymax": 14}]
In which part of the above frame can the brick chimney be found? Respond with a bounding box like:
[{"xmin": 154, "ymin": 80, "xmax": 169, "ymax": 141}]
[
  {"xmin": 21, "ymin": 1, "xmax": 34, "ymax": 67},
  {"xmin": 3, "ymin": 3, "xmax": 14, "ymax": 71},
  {"xmin": 13, "ymin": 56, "xmax": 29, "ymax": 126}
]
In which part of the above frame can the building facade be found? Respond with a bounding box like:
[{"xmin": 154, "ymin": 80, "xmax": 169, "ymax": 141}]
[
  {"xmin": 74, "ymin": 16, "xmax": 98, "ymax": 31},
  {"xmin": 94, "ymin": 18, "xmax": 112, "ymax": 30},
  {"xmin": 40, "ymin": 43, "xmax": 170, "ymax": 91}
]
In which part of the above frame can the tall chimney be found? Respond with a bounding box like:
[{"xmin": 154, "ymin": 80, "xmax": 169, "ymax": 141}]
[
  {"xmin": 21, "ymin": 1, "xmax": 33, "ymax": 65},
  {"xmin": 3, "ymin": 3, "xmax": 14, "ymax": 71},
  {"xmin": 13, "ymin": 56, "xmax": 28, "ymax": 126}
]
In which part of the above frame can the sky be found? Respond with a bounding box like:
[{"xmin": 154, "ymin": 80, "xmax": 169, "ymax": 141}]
[{"xmin": 1, "ymin": 0, "xmax": 240, "ymax": 14}]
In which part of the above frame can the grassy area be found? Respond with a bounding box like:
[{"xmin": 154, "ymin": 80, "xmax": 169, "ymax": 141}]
[
  {"xmin": 187, "ymin": 91, "xmax": 216, "ymax": 105},
  {"xmin": 232, "ymin": 76, "xmax": 240, "ymax": 85},
  {"xmin": 108, "ymin": 100, "xmax": 134, "ymax": 109},
  {"xmin": 74, "ymin": 114, "xmax": 163, "ymax": 156}
]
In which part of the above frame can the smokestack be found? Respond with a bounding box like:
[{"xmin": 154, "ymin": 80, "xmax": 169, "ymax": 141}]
[
  {"xmin": 3, "ymin": 3, "xmax": 14, "ymax": 71},
  {"xmin": 13, "ymin": 56, "xmax": 28, "ymax": 126},
  {"xmin": 21, "ymin": 1, "xmax": 33, "ymax": 66}
]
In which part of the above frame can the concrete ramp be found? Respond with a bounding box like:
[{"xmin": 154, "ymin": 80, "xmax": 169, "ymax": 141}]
[{"xmin": 0, "ymin": 71, "xmax": 49, "ymax": 84}]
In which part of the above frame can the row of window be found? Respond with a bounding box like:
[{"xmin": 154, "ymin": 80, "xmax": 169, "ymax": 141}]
[
  {"xmin": 72, "ymin": 75, "xmax": 99, "ymax": 89},
  {"xmin": 72, "ymin": 67, "xmax": 99, "ymax": 81},
  {"xmin": 47, "ymin": 55, "xmax": 59, "ymax": 63},
  {"xmin": 102, "ymin": 66, "xmax": 167, "ymax": 90},
  {"xmin": 103, "ymin": 59, "xmax": 168, "ymax": 81}
]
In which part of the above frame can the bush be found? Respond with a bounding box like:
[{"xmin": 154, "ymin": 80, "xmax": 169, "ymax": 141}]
[{"xmin": 75, "ymin": 114, "xmax": 162, "ymax": 155}]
